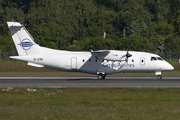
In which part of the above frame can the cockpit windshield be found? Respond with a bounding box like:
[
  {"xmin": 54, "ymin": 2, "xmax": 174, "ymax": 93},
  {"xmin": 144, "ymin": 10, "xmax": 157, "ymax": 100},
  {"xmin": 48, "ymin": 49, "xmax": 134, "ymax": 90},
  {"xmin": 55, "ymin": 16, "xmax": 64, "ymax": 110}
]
[
  {"xmin": 157, "ymin": 57, "xmax": 163, "ymax": 60},
  {"xmin": 151, "ymin": 57, "xmax": 163, "ymax": 61}
]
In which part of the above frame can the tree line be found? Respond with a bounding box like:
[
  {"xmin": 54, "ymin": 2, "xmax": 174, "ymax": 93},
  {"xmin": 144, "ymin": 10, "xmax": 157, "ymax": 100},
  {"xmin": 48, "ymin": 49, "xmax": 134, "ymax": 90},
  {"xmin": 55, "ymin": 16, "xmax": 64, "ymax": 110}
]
[{"xmin": 0, "ymin": 0, "xmax": 180, "ymax": 53}]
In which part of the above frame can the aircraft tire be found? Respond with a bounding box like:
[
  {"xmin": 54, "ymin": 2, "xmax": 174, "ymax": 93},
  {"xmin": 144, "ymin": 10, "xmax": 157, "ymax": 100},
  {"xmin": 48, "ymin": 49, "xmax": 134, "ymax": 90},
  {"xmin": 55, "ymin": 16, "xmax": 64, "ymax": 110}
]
[
  {"xmin": 98, "ymin": 74, "xmax": 106, "ymax": 79},
  {"xmin": 102, "ymin": 74, "xmax": 106, "ymax": 79},
  {"xmin": 98, "ymin": 75, "xmax": 102, "ymax": 79},
  {"xmin": 157, "ymin": 75, "xmax": 162, "ymax": 80}
]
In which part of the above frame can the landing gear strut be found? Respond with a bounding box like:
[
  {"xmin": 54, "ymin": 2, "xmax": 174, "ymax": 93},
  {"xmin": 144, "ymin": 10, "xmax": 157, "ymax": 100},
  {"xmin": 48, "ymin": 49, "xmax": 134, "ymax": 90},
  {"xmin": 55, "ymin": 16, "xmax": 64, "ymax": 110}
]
[
  {"xmin": 97, "ymin": 73, "xmax": 106, "ymax": 79},
  {"xmin": 155, "ymin": 71, "xmax": 162, "ymax": 80},
  {"xmin": 157, "ymin": 75, "xmax": 162, "ymax": 80}
]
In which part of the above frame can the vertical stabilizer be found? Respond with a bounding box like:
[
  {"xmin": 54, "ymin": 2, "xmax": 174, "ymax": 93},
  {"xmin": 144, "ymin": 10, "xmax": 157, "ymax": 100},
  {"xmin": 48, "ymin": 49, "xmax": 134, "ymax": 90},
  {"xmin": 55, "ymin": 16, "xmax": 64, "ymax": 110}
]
[{"xmin": 7, "ymin": 22, "xmax": 40, "ymax": 56}]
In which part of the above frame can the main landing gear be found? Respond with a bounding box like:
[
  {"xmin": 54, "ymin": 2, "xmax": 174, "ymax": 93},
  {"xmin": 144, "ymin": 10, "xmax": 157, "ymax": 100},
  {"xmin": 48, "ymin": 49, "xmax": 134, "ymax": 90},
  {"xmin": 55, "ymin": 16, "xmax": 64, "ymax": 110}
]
[
  {"xmin": 98, "ymin": 74, "xmax": 106, "ymax": 79},
  {"xmin": 97, "ymin": 73, "xmax": 106, "ymax": 79}
]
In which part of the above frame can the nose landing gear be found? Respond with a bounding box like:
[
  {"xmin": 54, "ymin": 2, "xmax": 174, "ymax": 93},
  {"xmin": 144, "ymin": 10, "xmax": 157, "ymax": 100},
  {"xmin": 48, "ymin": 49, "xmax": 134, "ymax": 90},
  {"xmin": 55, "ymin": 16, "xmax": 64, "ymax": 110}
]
[
  {"xmin": 157, "ymin": 75, "xmax": 162, "ymax": 80},
  {"xmin": 156, "ymin": 71, "xmax": 162, "ymax": 80}
]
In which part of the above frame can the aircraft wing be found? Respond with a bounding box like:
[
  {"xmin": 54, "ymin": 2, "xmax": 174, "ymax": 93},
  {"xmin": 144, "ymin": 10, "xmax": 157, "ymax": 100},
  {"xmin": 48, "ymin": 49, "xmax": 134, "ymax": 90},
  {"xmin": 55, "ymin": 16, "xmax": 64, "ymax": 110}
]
[{"xmin": 91, "ymin": 50, "xmax": 110, "ymax": 59}]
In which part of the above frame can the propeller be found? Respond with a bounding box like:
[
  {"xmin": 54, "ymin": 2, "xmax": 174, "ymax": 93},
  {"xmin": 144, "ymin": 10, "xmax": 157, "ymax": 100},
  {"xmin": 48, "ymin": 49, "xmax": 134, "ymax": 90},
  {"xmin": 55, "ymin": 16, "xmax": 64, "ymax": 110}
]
[
  {"xmin": 125, "ymin": 51, "xmax": 132, "ymax": 63},
  {"xmin": 125, "ymin": 42, "xmax": 132, "ymax": 63}
]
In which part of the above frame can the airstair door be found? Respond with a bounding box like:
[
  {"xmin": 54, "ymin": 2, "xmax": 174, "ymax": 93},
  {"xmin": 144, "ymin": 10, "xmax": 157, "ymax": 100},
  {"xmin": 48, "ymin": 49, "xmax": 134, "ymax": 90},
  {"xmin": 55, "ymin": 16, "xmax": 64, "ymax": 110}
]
[{"xmin": 71, "ymin": 57, "xmax": 77, "ymax": 70}]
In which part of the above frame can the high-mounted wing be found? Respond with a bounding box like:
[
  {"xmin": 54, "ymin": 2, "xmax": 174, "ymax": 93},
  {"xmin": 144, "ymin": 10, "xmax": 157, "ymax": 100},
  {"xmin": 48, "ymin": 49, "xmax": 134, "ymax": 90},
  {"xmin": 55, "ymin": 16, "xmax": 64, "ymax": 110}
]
[{"xmin": 91, "ymin": 50, "xmax": 110, "ymax": 59}]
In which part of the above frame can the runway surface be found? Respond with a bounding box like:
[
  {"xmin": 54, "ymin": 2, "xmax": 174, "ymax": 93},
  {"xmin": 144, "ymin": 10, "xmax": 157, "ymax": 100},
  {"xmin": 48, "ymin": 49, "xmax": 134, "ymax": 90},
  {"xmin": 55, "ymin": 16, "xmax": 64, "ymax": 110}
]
[{"xmin": 0, "ymin": 76, "xmax": 180, "ymax": 88}]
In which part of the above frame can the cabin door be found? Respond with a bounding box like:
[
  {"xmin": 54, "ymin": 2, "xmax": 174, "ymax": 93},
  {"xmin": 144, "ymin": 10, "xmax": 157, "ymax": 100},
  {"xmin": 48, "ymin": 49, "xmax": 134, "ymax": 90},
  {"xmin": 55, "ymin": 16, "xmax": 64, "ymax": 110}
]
[{"xmin": 71, "ymin": 57, "xmax": 77, "ymax": 70}]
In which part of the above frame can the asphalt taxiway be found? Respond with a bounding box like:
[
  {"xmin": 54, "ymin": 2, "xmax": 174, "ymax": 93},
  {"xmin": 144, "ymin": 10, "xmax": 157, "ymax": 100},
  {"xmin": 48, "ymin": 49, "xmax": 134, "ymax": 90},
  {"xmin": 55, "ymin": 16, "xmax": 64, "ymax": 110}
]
[{"xmin": 0, "ymin": 76, "xmax": 180, "ymax": 88}]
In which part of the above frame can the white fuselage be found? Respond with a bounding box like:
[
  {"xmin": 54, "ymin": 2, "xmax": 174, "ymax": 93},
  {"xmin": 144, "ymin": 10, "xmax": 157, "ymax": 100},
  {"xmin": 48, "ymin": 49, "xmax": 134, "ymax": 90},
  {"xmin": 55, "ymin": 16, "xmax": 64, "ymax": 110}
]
[{"xmin": 11, "ymin": 49, "xmax": 174, "ymax": 75}]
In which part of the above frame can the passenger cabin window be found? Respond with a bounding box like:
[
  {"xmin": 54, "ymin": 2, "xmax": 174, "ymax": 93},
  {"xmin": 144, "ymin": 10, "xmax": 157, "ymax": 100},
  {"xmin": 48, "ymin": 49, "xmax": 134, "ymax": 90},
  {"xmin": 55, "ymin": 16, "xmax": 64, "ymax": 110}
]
[
  {"xmin": 82, "ymin": 59, "xmax": 85, "ymax": 62},
  {"xmin": 151, "ymin": 57, "xmax": 163, "ymax": 61}
]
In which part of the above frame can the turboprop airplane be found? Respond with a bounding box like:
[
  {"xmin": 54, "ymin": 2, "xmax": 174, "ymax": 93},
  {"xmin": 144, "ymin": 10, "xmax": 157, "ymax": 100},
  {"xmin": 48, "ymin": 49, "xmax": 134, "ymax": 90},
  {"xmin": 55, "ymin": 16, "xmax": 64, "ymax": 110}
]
[{"xmin": 7, "ymin": 22, "xmax": 174, "ymax": 79}]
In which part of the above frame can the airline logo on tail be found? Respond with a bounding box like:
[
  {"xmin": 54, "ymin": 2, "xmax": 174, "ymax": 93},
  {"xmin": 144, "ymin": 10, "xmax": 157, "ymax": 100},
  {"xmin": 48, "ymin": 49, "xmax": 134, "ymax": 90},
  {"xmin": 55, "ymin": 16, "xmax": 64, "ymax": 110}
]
[{"xmin": 18, "ymin": 38, "xmax": 35, "ymax": 50}]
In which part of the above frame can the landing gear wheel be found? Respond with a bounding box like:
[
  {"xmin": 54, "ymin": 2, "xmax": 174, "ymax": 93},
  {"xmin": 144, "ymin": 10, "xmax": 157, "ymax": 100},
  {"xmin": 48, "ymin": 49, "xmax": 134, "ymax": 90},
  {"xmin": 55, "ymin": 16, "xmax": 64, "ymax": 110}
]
[
  {"xmin": 102, "ymin": 74, "xmax": 106, "ymax": 79},
  {"xmin": 98, "ymin": 75, "xmax": 102, "ymax": 79},
  {"xmin": 157, "ymin": 75, "xmax": 162, "ymax": 80},
  {"xmin": 98, "ymin": 74, "xmax": 106, "ymax": 79}
]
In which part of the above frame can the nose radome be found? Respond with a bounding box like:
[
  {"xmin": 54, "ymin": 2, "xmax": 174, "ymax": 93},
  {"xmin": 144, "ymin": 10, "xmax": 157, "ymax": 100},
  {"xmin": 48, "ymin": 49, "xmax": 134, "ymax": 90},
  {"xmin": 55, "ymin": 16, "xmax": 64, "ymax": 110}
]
[
  {"xmin": 169, "ymin": 64, "xmax": 174, "ymax": 70},
  {"xmin": 167, "ymin": 62, "xmax": 174, "ymax": 71}
]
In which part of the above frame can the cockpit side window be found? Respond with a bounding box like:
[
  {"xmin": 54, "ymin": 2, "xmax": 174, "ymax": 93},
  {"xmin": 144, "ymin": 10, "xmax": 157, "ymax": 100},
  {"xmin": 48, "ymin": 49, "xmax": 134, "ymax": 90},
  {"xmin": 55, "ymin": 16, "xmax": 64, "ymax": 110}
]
[
  {"xmin": 151, "ymin": 57, "xmax": 157, "ymax": 61},
  {"xmin": 151, "ymin": 57, "xmax": 163, "ymax": 61},
  {"xmin": 157, "ymin": 57, "xmax": 163, "ymax": 61}
]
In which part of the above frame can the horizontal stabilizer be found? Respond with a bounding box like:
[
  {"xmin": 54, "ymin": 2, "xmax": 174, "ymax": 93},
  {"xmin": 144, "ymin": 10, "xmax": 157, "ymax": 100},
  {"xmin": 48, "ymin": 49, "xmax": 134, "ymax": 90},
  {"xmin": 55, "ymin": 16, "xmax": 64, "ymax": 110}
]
[{"xmin": 7, "ymin": 22, "xmax": 22, "ymax": 27}]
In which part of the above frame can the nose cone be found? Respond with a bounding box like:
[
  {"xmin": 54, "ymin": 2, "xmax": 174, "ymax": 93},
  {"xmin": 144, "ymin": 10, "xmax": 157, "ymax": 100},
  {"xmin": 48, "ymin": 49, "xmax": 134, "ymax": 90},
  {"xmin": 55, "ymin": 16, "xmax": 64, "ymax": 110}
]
[
  {"xmin": 168, "ymin": 64, "xmax": 174, "ymax": 70},
  {"xmin": 164, "ymin": 62, "xmax": 174, "ymax": 71}
]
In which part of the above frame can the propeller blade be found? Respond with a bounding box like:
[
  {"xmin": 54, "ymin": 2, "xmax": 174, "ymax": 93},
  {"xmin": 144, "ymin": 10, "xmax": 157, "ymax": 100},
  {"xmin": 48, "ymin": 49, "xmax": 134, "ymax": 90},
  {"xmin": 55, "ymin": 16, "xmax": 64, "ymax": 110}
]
[{"xmin": 125, "ymin": 51, "xmax": 132, "ymax": 63}]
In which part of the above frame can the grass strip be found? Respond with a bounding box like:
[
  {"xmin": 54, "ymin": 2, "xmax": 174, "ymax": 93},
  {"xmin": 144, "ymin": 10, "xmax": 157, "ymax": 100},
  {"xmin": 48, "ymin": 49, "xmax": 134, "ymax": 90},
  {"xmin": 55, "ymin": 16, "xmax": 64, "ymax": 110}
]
[{"xmin": 0, "ymin": 88, "xmax": 180, "ymax": 120}]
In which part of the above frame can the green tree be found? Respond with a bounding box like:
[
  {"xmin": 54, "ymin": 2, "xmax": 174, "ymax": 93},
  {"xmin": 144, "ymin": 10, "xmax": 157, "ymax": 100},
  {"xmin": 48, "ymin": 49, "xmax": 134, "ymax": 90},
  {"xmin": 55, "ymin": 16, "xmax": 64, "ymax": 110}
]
[
  {"xmin": 154, "ymin": 21, "xmax": 174, "ymax": 37},
  {"xmin": 145, "ymin": 0, "xmax": 170, "ymax": 22},
  {"xmin": 125, "ymin": 35, "xmax": 154, "ymax": 51}
]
